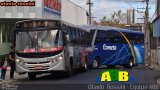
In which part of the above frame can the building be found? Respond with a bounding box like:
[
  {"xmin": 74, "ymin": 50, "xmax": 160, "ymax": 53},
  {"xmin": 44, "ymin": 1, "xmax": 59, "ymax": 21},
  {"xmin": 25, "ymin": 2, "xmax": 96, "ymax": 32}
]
[
  {"xmin": 125, "ymin": 24, "xmax": 144, "ymax": 32},
  {"xmin": 0, "ymin": 0, "xmax": 88, "ymax": 58},
  {"xmin": 156, "ymin": 0, "xmax": 160, "ymax": 16},
  {"xmin": 153, "ymin": 15, "xmax": 160, "ymax": 38},
  {"xmin": 126, "ymin": 9, "xmax": 135, "ymax": 24}
]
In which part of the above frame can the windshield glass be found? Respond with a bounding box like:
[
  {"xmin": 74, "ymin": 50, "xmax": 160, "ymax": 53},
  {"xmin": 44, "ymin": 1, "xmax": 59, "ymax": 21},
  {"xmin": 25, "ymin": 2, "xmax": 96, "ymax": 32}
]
[{"xmin": 16, "ymin": 30, "xmax": 63, "ymax": 53}]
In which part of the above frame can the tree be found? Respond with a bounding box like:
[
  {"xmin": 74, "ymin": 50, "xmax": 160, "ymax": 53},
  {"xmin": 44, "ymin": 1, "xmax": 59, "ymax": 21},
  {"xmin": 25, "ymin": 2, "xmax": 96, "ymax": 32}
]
[
  {"xmin": 148, "ymin": 23, "xmax": 153, "ymax": 37},
  {"xmin": 100, "ymin": 10, "xmax": 127, "ymax": 28}
]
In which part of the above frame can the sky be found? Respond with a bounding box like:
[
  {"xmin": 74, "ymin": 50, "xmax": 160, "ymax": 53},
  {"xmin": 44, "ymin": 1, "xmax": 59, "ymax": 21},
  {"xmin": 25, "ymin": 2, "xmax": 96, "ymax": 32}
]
[{"xmin": 69, "ymin": 0, "xmax": 156, "ymax": 23}]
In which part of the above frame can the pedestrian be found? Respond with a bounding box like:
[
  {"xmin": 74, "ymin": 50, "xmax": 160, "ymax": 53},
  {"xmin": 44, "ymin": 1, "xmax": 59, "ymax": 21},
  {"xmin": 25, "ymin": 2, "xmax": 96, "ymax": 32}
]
[
  {"xmin": 9, "ymin": 46, "xmax": 15, "ymax": 80},
  {"xmin": 0, "ymin": 55, "xmax": 7, "ymax": 81}
]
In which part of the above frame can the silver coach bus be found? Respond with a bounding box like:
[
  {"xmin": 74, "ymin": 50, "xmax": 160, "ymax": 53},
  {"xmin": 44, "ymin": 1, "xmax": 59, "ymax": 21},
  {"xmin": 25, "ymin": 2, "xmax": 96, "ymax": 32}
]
[{"xmin": 13, "ymin": 19, "xmax": 92, "ymax": 79}]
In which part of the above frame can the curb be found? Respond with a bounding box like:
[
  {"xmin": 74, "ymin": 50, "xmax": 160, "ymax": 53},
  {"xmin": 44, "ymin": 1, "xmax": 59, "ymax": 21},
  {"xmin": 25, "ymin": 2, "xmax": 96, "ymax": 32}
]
[
  {"xmin": 0, "ymin": 80, "xmax": 18, "ymax": 85},
  {"xmin": 145, "ymin": 65, "xmax": 155, "ymax": 70},
  {"xmin": 145, "ymin": 65, "xmax": 160, "ymax": 70}
]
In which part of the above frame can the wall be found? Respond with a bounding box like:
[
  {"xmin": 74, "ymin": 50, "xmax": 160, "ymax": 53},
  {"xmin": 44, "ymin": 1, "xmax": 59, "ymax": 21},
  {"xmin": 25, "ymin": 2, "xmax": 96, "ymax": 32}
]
[
  {"xmin": 0, "ymin": 0, "xmax": 88, "ymax": 24},
  {"xmin": 153, "ymin": 16, "xmax": 160, "ymax": 37},
  {"xmin": 61, "ymin": 0, "xmax": 88, "ymax": 25},
  {"xmin": 42, "ymin": 0, "xmax": 61, "ymax": 20},
  {"xmin": 0, "ymin": 43, "xmax": 12, "ymax": 55}
]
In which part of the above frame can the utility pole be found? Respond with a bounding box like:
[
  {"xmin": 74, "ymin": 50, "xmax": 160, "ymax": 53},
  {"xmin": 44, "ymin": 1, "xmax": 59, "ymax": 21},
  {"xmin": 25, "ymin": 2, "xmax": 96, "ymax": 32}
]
[
  {"xmin": 144, "ymin": 0, "xmax": 151, "ymax": 66},
  {"xmin": 86, "ymin": 0, "xmax": 93, "ymax": 25}
]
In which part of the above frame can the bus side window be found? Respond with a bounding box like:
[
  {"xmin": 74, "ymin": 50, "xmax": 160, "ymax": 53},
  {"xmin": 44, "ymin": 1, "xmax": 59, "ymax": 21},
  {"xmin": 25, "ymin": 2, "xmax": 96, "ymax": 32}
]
[
  {"xmin": 73, "ymin": 28, "xmax": 77, "ymax": 45},
  {"xmin": 66, "ymin": 26, "xmax": 71, "ymax": 44},
  {"xmin": 69, "ymin": 27, "xmax": 74, "ymax": 45},
  {"xmin": 62, "ymin": 24, "xmax": 66, "ymax": 31},
  {"xmin": 84, "ymin": 32, "xmax": 87, "ymax": 46},
  {"xmin": 86, "ymin": 33, "xmax": 90, "ymax": 46},
  {"xmin": 106, "ymin": 31, "xmax": 116, "ymax": 43},
  {"xmin": 79, "ymin": 30, "xmax": 82, "ymax": 46},
  {"xmin": 95, "ymin": 31, "xmax": 100, "ymax": 44},
  {"xmin": 95, "ymin": 30, "xmax": 105, "ymax": 44},
  {"xmin": 124, "ymin": 33, "xmax": 132, "ymax": 44},
  {"xmin": 76, "ymin": 29, "xmax": 80, "ymax": 45},
  {"xmin": 105, "ymin": 31, "xmax": 111, "ymax": 43}
]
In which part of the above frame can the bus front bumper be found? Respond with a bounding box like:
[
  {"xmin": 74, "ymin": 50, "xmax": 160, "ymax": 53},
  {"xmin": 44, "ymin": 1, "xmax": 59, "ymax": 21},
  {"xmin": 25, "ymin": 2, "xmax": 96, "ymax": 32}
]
[{"xmin": 15, "ymin": 54, "xmax": 66, "ymax": 73}]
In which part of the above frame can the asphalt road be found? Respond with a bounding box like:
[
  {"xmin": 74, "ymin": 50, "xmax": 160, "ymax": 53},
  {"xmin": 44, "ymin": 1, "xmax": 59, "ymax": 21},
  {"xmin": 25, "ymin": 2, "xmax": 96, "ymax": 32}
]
[{"xmin": 1, "ymin": 66, "xmax": 160, "ymax": 90}]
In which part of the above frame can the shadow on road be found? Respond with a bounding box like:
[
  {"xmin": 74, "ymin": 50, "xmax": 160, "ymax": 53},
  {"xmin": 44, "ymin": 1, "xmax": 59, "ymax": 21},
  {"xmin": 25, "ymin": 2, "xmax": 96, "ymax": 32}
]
[
  {"xmin": 18, "ymin": 64, "xmax": 146, "ymax": 82},
  {"xmin": 19, "ymin": 69, "xmax": 91, "ymax": 82}
]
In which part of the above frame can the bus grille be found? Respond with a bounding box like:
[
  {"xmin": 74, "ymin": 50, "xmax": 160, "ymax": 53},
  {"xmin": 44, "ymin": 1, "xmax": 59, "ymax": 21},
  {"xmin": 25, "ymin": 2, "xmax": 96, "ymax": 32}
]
[
  {"xmin": 26, "ymin": 61, "xmax": 50, "ymax": 64},
  {"xmin": 28, "ymin": 66, "xmax": 50, "ymax": 70}
]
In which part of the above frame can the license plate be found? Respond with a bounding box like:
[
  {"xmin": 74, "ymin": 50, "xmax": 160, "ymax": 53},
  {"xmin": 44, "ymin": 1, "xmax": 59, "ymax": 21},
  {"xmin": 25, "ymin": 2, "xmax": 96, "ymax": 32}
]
[{"xmin": 35, "ymin": 66, "xmax": 43, "ymax": 69}]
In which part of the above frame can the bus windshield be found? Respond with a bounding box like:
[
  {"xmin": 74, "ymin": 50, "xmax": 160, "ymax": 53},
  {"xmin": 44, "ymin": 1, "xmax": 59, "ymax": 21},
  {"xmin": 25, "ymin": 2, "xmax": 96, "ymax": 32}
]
[{"xmin": 16, "ymin": 29, "xmax": 63, "ymax": 53}]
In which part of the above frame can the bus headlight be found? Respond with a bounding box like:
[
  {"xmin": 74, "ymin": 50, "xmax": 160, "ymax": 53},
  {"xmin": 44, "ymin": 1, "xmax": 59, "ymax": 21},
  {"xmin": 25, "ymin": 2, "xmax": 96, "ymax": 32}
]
[
  {"xmin": 16, "ymin": 59, "xmax": 25, "ymax": 65},
  {"xmin": 16, "ymin": 59, "xmax": 20, "ymax": 63},
  {"xmin": 48, "ymin": 56, "xmax": 63, "ymax": 64},
  {"xmin": 57, "ymin": 56, "xmax": 63, "ymax": 61}
]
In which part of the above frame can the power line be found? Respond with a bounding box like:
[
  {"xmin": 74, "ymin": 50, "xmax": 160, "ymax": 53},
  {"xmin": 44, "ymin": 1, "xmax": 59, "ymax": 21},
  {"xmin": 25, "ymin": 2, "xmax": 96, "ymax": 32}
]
[
  {"xmin": 123, "ymin": 0, "xmax": 153, "ymax": 22},
  {"xmin": 123, "ymin": 0, "xmax": 145, "ymax": 17},
  {"xmin": 149, "ymin": 3, "xmax": 158, "ymax": 22}
]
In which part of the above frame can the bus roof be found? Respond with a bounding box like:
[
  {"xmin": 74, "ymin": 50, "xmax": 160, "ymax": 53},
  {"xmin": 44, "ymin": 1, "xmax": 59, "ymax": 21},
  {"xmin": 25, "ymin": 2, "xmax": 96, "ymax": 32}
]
[
  {"xmin": 78, "ymin": 25, "xmax": 144, "ymax": 34},
  {"xmin": 16, "ymin": 19, "xmax": 60, "ymax": 24}
]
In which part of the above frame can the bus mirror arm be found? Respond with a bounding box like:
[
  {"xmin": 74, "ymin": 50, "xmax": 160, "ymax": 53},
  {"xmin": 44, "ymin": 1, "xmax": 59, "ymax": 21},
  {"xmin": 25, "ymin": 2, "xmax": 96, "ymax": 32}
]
[{"xmin": 66, "ymin": 35, "xmax": 70, "ymax": 42}]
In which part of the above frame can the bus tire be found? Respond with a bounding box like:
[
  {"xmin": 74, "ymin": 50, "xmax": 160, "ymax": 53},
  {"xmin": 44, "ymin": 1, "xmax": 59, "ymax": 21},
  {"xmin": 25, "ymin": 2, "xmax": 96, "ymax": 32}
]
[
  {"xmin": 125, "ymin": 58, "xmax": 134, "ymax": 68},
  {"xmin": 28, "ymin": 73, "xmax": 36, "ymax": 80},
  {"xmin": 82, "ymin": 59, "xmax": 88, "ymax": 72},
  {"xmin": 93, "ymin": 57, "xmax": 100, "ymax": 69}
]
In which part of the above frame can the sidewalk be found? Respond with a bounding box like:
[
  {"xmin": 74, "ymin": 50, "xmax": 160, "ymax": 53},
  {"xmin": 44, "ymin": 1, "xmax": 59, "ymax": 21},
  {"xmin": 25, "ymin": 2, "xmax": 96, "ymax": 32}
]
[
  {"xmin": 146, "ymin": 63, "xmax": 160, "ymax": 87},
  {"xmin": 0, "ymin": 67, "xmax": 27, "ymax": 85},
  {"xmin": 157, "ymin": 79, "xmax": 160, "ymax": 87},
  {"xmin": 146, "ymin": 63, "xmax": 160, "ymax": 70}
]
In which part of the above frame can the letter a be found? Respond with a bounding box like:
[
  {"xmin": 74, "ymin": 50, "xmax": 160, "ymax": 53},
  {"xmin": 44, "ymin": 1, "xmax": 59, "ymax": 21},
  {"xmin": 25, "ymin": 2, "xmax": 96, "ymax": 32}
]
[{"xmin": 101, "ymin": 71, "xmax": 111, "ymax": 82}]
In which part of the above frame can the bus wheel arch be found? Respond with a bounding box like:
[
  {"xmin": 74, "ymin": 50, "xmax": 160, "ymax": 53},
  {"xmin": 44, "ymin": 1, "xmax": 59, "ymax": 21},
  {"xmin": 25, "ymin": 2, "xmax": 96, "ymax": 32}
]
[
  {"xmin": 28, "ymin": 72, "xmax": 36, "ymax": 80},
  {"xmin": 81, "ymin": 55, "xmax": 88, "ymax": 72},
  {"xmin": 70, "ymin": 57, "xmax": 73, "ymax": 69},
  {"xmin": 124, "ymin": 56, "xmax": 135, "ymax": 68},
  {"xmin": 93, "ymin": 56, "xmax": 100, "ymax": 68}
]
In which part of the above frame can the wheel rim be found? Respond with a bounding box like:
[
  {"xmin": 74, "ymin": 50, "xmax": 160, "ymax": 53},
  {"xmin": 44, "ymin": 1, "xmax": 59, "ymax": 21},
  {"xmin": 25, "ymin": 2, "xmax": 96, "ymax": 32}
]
[
  {"xmin": 84, "ymin": 62, "xmax": 87, "ymax": 70},
  {"xmin": 93, "ymin": 60, "xmax": 98, "ymax": 68},
  {"xmin": 129, "ymin": 60, "xmax": 133, "ymax": 67}
]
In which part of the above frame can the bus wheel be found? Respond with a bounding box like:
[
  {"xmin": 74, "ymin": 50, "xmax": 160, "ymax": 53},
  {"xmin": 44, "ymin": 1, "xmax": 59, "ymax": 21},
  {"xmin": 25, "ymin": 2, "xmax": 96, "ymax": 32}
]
[
  {"xmin": 128, "ymin": 59, "xmax": 134, "ymax": 68},
  {"xmin": 65, "ymin": 60, "xmax": 73, "ymax": 77},
  {"xmin": 125, "ymin": 59, "xmax": 134, "ymax": 68},
  {"xmin": 28, "ymin": 73, "xmax": 36, "ymax": 80},
  {"xmin": 93, "ymin": 58, "xmax": 99, "ymax": 68}
]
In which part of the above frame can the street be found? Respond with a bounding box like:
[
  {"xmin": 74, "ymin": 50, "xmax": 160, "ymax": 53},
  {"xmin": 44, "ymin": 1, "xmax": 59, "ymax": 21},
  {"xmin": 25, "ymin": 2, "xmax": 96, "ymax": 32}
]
[{"xmin": 1, "ymin": 66, "xmax": 160, "ymax": 90}]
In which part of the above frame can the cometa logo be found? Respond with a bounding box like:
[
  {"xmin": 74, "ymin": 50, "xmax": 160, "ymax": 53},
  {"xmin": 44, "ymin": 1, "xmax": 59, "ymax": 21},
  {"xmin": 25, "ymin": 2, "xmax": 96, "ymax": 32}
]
[
  {"xmin": 97, "ymin": 69, "xmax": 131, "ymax": 82},
  {"xmin": 103, "ymin": 44, "xmax": 117, "ymax": 50}
]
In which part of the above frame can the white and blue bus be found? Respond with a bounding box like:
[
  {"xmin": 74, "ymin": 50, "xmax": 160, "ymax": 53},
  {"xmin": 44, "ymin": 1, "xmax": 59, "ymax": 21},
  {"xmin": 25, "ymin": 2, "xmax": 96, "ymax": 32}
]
[
  {"xmin": 13, "ymin": 19, "xmax": 92, "ymax": 79},
  {"xmin": 80, "ymin": 25, "xmax": 144, "ymax": 68}
]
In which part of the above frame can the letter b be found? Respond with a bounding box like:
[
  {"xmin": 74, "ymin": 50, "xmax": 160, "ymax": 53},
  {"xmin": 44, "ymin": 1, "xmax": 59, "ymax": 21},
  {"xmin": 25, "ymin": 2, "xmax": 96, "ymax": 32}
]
[{"xmin": 119, "ymin": 71, "xmax": 129, "ymax": 81}]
